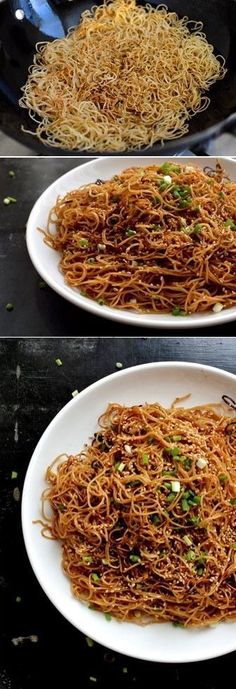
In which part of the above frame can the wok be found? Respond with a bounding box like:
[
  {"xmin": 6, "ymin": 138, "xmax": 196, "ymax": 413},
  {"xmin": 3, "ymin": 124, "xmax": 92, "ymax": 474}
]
[{"xmin": 0, "ymin": 0, "xmax": 236, "ymax": 155}]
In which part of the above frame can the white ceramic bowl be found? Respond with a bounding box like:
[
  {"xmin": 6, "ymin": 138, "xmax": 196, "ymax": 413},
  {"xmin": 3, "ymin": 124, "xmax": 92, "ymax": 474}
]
[
  {"xmin": 22, "ymin": 361, "xmax": 236, "ymax": 663},
  {"xmin": 26, "ymin": 156, "xmax": 236, "ymax": 330}
]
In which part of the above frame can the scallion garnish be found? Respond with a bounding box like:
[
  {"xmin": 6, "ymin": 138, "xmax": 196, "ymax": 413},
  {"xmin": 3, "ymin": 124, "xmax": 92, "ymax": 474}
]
[
  {"xmin": 185, "ymin": 549, "xmax": 195, "ymax": 561},
  {"xmin": 219, "ymin": 474, "xmax": 228, "ymax": 484},
  {"xmin": 172, "ymin": 306, "xmax": 187, "ymax": 317},
  {"xmin": 83, "ymin": 555, "xmax": 93, "ymax": 563},
  {"xmin": 55, "ymin": 358, "xmax": 63, "ymax": 366},
  {"xmin": 5, "ymin": 303, "xmax": 14, "ymax": 311},
  {"xmin": 129, "ymin": 554, "xmax": 141, "ymax": 563},
  {"xmin": 79, "ymin": 238, "xmax": 89, "ymax": 247},
  {"xmin": 166, "ymin": 446, "xmax": 180, "ymax": 458},
  {"xmin": 141, "ymin": 453, "xmax": 149, "ymax": 465},
  {"xmin": 11, "ymin": 470, "xmax": 18, "ymax": 479},
  {"xmin": 230, "ymin": 498, "xmax": 236, "ymax": 505},
  {"xmin": 91, "ymin": 573, "xmax": 100, "ymax": 582},
  {"xmin": 114, "ymin": 462, "xmax": 125, "ymax": 472},
  {"xmin": 160, "ymin": 163, "xmax": 180, "ymax": 174},
  {"xmin": 126, "ymin": 228, "xmax": 136, "ymax": 236},
  {"xmin": 3, "ymin": 196, "xmax": 17, "ymax": 205},
  {"xmin": 86, "ymin": 637, "xmax": 94, "ymax": 647},
  {"xmin": 104, "ymin": 612, "xmax": 112, "ymax": 621},
  {"xmin": 181, "ymin": 498, "xmax": 189, "ymax": 512},
  {"xmin": 224, "ymin": 218, "xmax": 236, "ymax": 230}
]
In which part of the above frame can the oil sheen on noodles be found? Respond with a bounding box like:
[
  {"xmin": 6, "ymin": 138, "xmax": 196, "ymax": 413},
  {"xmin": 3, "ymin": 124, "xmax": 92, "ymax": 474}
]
[
  {"xmin": 42, "ymin": 162, "xmax": 236, "ymax": 315},
  {"xmin": 40, "ymin": 401, "xmax": 236, "ymax": 627},
  {"xmin": 19, "ymin": 0, "xmax": 226, "ymax": 152}
]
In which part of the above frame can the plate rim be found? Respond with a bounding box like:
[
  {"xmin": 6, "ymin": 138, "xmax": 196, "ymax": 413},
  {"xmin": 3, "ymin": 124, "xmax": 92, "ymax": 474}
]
[{"xmin": 21, "ymin": 360, "xmax": 236, "ymax": 663}]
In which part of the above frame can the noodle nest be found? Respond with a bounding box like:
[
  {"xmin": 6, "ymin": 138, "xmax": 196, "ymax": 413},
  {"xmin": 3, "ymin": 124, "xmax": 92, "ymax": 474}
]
[
  {"xmin": 42, "ymin": 401, "xmax": 236, "ymax": 627},
  {"xmin": 19, "ymin": 0, "xmax": 226, "ymax": 152},
  {"xmin": 42, "ymin": 162, "xmax": 236, "ymax": 315}
]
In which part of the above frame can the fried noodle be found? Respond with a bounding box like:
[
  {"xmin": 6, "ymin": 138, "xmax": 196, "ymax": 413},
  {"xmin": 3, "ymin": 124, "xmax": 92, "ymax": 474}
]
[
  {"xmin": 42, "ymin": 162, "xmax": 236, "ymax": 314},
  {"xmin": 19, "ymin": 0, "xmax": 226, "ymax": 152},
  {"xmin": 41, "ymin": 401, "xmax": 236, "ymax": 627}
]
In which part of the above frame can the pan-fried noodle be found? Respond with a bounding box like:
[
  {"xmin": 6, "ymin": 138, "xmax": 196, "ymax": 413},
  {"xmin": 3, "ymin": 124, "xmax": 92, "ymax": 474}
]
[
  {"xmin": 41, "ymin": 401, "xmax": 236, "ymax": 627},
  {"xmin": 19, "ymin": 0, "xmax": 226, "ymax": 152},
  {"xmin": 42, "ymin": 162, "xmax": 236, "ymax": 315}
]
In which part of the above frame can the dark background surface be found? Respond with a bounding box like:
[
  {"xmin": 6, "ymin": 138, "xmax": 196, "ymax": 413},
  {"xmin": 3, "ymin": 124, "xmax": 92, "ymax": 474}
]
[
  {"xmin": 0, "ymin": 335, "xmax": 236, "ymax": 689},
  {"xmin": 0, "ymin": 157, "xmax": 236, "ymax": 336}
]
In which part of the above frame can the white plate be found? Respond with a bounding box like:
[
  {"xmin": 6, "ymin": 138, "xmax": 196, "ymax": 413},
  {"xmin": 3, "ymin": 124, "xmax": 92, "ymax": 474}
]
[
  {"xmin": 26, "ymin": 156, "xmax": 236, "ymax": 330},
  {"xmin": 22, "ymin": 361, "xmax": 236, "ymax": 663}
]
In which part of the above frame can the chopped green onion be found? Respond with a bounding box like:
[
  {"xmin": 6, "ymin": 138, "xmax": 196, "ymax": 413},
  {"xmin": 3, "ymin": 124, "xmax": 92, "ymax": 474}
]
[
  {"xmin": 104, "ymin": 612, "xmax": 112, "ymax": 621},
  {"xmin": 83, "ymin": 555, "xmax": 92, "ymax": 563},
  {"xmin": 185, "ymin": 549, "xmax": 196, "ymax": 561},
  {"xmin": 3, "ymin": 196, "xmax": 17, "ymax": 205},
  {"xmin": 196, "ymin": 567, "xmax": 204, "ymax": 576},
  {"xmin": 181, "ymin": 498, "xmax": 189, "ymax": 512},
  {"xmin": 189, "ymin": 495, "xmax": 201, "ymax": 505},
  {"xmin": 179, "ymin": 199, "xmax": 192, "ymax": 209},
  {"xmin": 232, "ymin": 543, "xmax": 236, "ymax": 550},
  {"xmin": 164, "ymin": 482, "xmax": 172, "ymax": 489},
  {"xmin": 219, "ymin": 474, "xmax": 228, "ymax": 485},
  {"xmin": 159, "ymin": 181, "xmax": 170, "ymax": 192},
  {"xmin": 151, "ymin": 514, "xmax": 161, "ymax": 525},
  {"xmin": 16, "ymin": 596, "xmax": 21, "ymax": 603},
  {"xmin": 91, "ymin": 573, "xmax": 100, "ymax": 582},
  {"xmin": 97, "ymin": 298, "xmax": 105, "ymax": 306},
  {"xmin": 224, "ymin": 218, "xmax": 236, "ymax": 230},
  {"xmin": 114, "ymin": 462, "xmax": 125, "ymax": 472},
  {"xmin": 166, "ymin": 492, "xmax": 176, "ymax": 503},
  {"xmin": 183, "ymin": 535, "xmax": 192, "ymax": 546},
  {"xmin": 219, "ymin": 191, "xmax": 225, "ymax": 198},
  {"xmin": 97, "ymin": 243, "xmax": 106, "ymax": 251},
  {"xmin": 115, "ymin": 362, "xmax": 123, "ymax": 369},
  {"xmin": 122, "ymin": 667, "xmax": 128, "ymax": 674},
  {"xmin": 141, "ymin": 453, "xmax": 149, "ymax": 465},
  {"xmin": 11, "ymin": 470, "xmax": 18, "ymax": 479},
  {"xmin": 5, "ymin": 303, "xmax": 14, "ymax": 311},
  {"xmin": 79, "ymin": 238, "xmax": 89, "ymax": 247},
  {"xmin": 171, "ymin": 306, "xmax": 187, "ymax": 317},
  {"xmin": 87, "ymin": 257, "xmax": 95, "ymax": 264},
  {"xmin": 126, "ymin": 229, "xmax": 136, "ymax": 236},
  {"xmin": 170, "ymin": 435, "xmax": 182, "ymax": 442},
  {"xmin": 86, "ymin": 637, "xmax": 94, "ymax": 647},
  {"xmin": 230, "ymin": 498, "xmax": 236, "ymax": 505},
  {"xmin": 71, "ymin": 389, "xmax": 79, "ymax": 397},
  {"xmin": 192, "ymin": 224, "xmax": 203, "ymax": 234},
  {"xmin": 166, "ymin": 446, "xmax": 180, "ymax": 458},
  {"xmin": 55, "ymin": 358, "xmax": 63, "ymax": 367},
  {"xmin": 160, "ymin": 163, "xmax": 180, "ymax": 174},
  {"xmin": 89, "ymin": 677, "xmax": 97, "ymax": 683},
  {"xmin": 171, "ymin": 480, "xmax": 181, "ymax": 493},
  {"xmin": 8, "ymin": 170, "xmax": 16, "ymax": 178},
  {"xmin": 183, "ymin": 457, "xmax": 192, "ymax": 471},
  {"xmin": 172, "ymin": 621, "xmax": 184, "ymax": 627},
  {"xmin": 188, "ymin": 515, "xmax": 200, "ymax": 526},
  {"xmin": 129, "ymin": 554, "xmax": 141, "ymax": 563}
]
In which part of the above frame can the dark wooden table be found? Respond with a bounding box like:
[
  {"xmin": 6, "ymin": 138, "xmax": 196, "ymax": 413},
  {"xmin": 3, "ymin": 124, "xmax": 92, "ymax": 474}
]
[
  {"xmin": 0, "ymin": 157, "xmax": 235, "ymax": 336},
  {"xmin": 1, "ymin": 336, "xmax": 236, "ymax": 689}
]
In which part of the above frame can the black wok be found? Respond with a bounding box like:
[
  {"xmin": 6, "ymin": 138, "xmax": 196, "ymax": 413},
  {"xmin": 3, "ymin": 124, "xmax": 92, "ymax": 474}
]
[{"xmin": 0, "ymin": 0, "xmax": 236, "ymax": 155}]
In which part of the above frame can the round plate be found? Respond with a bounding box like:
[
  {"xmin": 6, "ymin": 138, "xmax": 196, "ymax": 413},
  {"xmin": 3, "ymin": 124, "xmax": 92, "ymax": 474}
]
[
  {"xmin": 26, "ymin": 156, "xmax": 236, "ymax": 329},
  {"xmin": 22, "ymin": 361, "xmax": 236, "ymax": 663}
]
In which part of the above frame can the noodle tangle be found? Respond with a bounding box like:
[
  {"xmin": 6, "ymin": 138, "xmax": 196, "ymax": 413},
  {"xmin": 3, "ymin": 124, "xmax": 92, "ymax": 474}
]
[
  {"xmin": 42, "ymin": 162, "xmax": 236, "ymax": 315},
  {"xmin": 19, "ymin": 0, "xmax": 226, "ymax": 152},
  {"xmin": 42, "ymin": 401, "xmax": 236, "ymax": 627}
]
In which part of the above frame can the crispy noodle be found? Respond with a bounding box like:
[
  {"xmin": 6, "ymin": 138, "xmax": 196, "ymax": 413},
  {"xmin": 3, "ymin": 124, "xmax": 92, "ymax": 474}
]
[
  {"xmin": 40, "ymin": 400, "xmax": 236, "ymax": 627},
  {"xmin": 42, "ymin": 161, "xmax": 236, "ymax": 315},
  {"xmin": 19, "ymin": 0, "xmax": 226, "ymax": 152}
]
